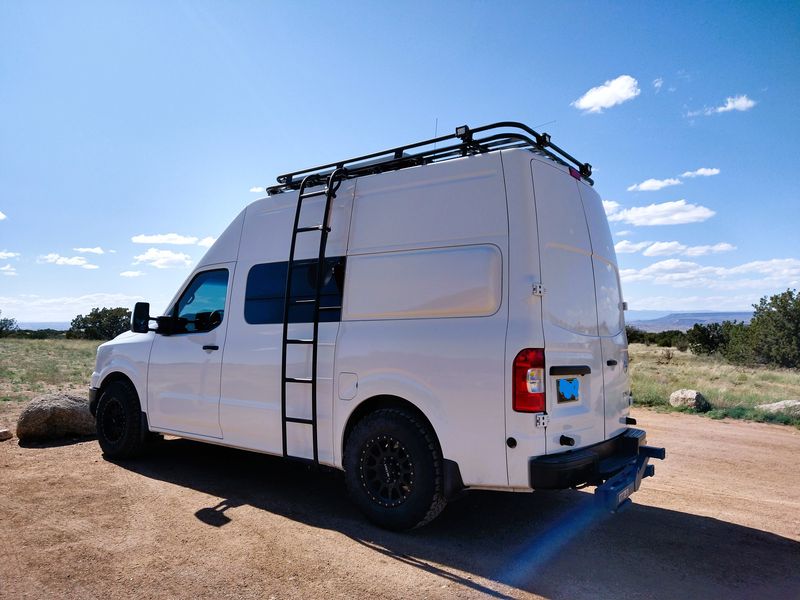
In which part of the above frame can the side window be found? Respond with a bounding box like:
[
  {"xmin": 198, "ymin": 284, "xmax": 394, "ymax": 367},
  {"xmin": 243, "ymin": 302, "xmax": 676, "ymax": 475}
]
[
  {"xmin": 244, "ymin": 257, "xmax": 345, "ymax": 325},
  {"xmin": 174, "ymin": 269, "xmax": 229, "ymax": 333}
]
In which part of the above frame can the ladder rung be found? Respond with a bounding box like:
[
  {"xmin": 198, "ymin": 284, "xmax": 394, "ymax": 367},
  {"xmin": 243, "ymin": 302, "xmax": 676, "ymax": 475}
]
[
  {"xmin": 296, "ymin": 225, "xmax": 330, "ymax": 233},
  {"xmin": 286, "ymin": 338, "xmax": 314, "ymax": 344},
  {"xmin": 299, "ymin": 189, "xmax": 328, "ymax": 199},
  {"xmin": 285, "ymin": 416, "xmax": 314, "ymax": 424},
  {"xmin": 290, "ymin": 298, "xmax": 315, "ymax": 304},
  {"xmin": 285, "ymin": 377, "xmax": 313, "ymax": 384}
]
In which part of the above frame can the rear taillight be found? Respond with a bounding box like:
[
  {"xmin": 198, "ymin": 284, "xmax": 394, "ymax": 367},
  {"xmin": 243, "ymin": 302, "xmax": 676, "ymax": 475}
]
[{"xmin": 513, "ymin": 348, "xmax": 546, "ymax": 412}]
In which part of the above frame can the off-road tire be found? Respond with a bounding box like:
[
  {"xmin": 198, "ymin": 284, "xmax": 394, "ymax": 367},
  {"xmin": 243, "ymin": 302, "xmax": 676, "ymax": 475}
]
[
  {"xmin": 344, "ymin": 408, "xmax": 447, "ymax": 530},
  {"xmin": 96, "ymin": 380, "xmax": 147, "ymax": 459}
]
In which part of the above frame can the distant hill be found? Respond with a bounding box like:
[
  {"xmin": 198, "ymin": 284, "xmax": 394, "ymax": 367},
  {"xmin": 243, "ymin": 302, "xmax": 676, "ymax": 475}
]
[
  {"xmin": 17, "ymin": 322, "xmax": 70, "ymax": 331},
  {"xmin": 628, "ymin": 312, "xmax": 752, "ymax": 333}
]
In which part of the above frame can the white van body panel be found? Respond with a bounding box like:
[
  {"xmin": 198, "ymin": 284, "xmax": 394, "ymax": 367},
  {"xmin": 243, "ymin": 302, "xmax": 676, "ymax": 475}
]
[
  {"xmin": 91, "ymin": 330, "xmax": 153, "ymax": 412},
  {"xmin": 93, "ymin": 144, "xmax": 632, "ymax": 493},
  {"xmin": 531, "ymin": 157, "xmax": 606, "ymax": 451},
  {"xmin": 147, "ymin": 261, "xmax": 236, "ymax": 438},
  {"xmin": 501, "ymin": 149, "xmax": 546, "ymax": 487},
  {"xmin": 217, "ymin": 182, "xmax": 354, "ymax": 462},
  {"xmin": 578, "ymin": 182, "xmax": 631, "ymax": 438},
  {"xmin": 334, "ymin": 154, "xmax": 509, "ymax": 486},
  {"xmin": 342, "ymin": 244, "xmax": 502, "ymax": 320}
]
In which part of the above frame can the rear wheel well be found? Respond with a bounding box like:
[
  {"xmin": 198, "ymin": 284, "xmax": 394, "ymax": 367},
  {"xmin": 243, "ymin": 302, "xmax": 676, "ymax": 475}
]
[{"xmin": 342, "ymin": 395, "xmax": 441, "ymax": 460}]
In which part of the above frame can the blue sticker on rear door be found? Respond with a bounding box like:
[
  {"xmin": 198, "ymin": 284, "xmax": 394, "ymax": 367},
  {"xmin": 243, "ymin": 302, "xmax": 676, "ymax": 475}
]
[{"xmin": 557, "ymin": 378, "xmax": 580, "ymax": 403}]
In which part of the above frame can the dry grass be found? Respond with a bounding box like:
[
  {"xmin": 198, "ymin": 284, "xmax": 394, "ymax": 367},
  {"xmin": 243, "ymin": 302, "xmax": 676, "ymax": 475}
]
[
  {"xmin": 629, "ymin": 343, "xmax": 800, "ymax": 426},
  {"xmin": 0, "ymin": 338, "xmax": 99, "ymax": 402},
  {"xmin": 2, "ymin": 338, "xmax": 798, "ymax": 427}
]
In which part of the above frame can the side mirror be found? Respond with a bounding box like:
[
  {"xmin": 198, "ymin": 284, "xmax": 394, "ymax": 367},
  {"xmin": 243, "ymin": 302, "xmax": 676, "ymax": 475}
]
[
  {"xmin": 155, "ymin": 315, "xmax": 177, "ymax": 336},
  {"xmin": 132, "ymin": 302, "xmax": 151, "ymax": 333}
]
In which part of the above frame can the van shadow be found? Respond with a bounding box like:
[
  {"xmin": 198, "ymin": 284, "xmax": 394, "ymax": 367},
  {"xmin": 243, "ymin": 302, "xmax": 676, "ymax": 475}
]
[{"xmin": 117, "ymin": 439, "xmax": 800, "ymax": 600}]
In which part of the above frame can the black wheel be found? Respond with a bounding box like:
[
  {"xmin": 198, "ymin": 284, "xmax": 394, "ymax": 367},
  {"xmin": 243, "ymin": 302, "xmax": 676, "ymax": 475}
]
[
  {"xmin": 344, "ymin": 408, "xmax": 446, "ymax": 530},
  {"xmin": 96, "ymin": 380, "xmax": 147, "ymax": 459}
]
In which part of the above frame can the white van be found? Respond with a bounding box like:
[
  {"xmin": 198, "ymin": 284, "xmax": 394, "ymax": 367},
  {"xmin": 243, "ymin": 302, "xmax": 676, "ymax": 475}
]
[{"xmin": 90, "ymin": 122, "xmax": 664, "ymax": 530}]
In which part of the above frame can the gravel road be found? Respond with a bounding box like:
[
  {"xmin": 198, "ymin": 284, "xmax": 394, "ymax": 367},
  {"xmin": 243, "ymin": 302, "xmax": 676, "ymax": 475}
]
[{"xmin": 1, "ymin": 407, "xmax": 798, "ymax": 599}]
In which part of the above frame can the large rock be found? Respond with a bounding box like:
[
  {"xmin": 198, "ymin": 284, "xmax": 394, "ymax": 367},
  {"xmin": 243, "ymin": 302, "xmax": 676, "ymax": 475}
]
[
  {"xmin": 669, "ymin": 389, "xmax": 711, "ymax": 412},
  {"xmin": 16, "ymin": 394, "xmax": 96, "ymax": 442},
  {"xmin": 755, "ymin": 400, "xmax": 800, "ymax": 416}
]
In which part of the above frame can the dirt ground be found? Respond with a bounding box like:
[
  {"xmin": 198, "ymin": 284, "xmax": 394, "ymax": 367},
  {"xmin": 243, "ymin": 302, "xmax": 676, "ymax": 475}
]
[{"xmin": 1, "ymin": 405, "xmax": 798, "ymax": 600}]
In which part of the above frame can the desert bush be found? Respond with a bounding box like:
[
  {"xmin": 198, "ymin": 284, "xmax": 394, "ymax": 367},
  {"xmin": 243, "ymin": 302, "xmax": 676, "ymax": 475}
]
[
  {"xmin": 748, "ymin": 289, "xmax": 800, "ymax": 368},
  {"xmin": 625, "ymin": 325, "xmax": 647, "ymax": 344},
  {"xmin": 67, "ymin": 307, "xmax": 131, "ymax": 340},
  {"xmin": 0, "ymin": 310, "xmax": 19, "ymax": 337},
  {"xmin": 687, "ymin": 322, "xmax": 726, "ymax": 355}
]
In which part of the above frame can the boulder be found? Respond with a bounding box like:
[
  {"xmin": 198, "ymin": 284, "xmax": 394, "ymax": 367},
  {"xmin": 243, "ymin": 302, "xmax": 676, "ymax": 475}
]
[
  {"xmin": 16, "ymin": 394, "xmax": 95, "ymax": 442},
  {"xmin": 669, "ymin": 389, "xmax": 711, "ymax": 412},
  {"xmin": 755, "ymin": 399, "xmax": 800, "ymax": 416},
  {"xmin": 0, "ymin": 428, "xmax": 12, "ymax": 442}
]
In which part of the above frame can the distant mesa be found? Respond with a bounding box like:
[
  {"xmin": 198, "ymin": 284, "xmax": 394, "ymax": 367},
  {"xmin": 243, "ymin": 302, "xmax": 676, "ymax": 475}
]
[
  {"xmin": 628, "ymin": 312, "xmax": 753, "ymax": 333},
  {"xmin": 17, "ymin": 322, "xmax": 70, "ymax": 331}
]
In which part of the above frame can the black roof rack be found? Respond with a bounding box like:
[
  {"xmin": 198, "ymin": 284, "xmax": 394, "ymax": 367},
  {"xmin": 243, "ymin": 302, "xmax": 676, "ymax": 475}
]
[{"xmin": 266, "ymin": 121, "xmax": 593, "ymax": 195}]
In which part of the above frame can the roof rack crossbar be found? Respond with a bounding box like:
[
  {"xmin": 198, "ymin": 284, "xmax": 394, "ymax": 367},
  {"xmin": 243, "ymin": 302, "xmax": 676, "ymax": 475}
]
[{"xmin": 266, "ymin": 121, "xmax": 593, "ymax": 195}]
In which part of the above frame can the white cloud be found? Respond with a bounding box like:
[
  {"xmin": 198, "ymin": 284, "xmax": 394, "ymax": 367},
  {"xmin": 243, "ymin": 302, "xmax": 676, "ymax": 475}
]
[
  {"xmin": 615, "ymin": 230, "xmax": 632, "ymax": 237},
  {"xmin": 620, "ymin": 257, "xmax": 800, "ymax": 291},
  {"xmin": 620, "ymin": 240, "xmax": 736, "ymax": 257},
  {"xmin": 197, "ymin": 236, "xmax": 216, "ymax": 248},
  {"xmin": 133, "ymin": 248, "xmax": 192, "ymax": 269},
  {"xmin": 626, "ymin": 294, "xmax": 759, "ymax": 312},
  {"xmin": 607, "ymin": 199, "xmax": 715, "ymax": 226},
  {"xmin": 642, "ymin": 241, "xmax": 687, "ymax": 256},
  {"xmin": 681, "ymin": 167, "xmax": 720, "ymax": 178},
  {"xmin": 120, "ymin": 270, "xmax": 144, "ymax": 278},
  {"xmin": 615, "ymin": 240, "xmax": 652, "ymax": 254},
  {"xmin": 652, "ymin": 78, "xmax": 663, "ymax": 92},
  {"xmin": 0, "ymin": 210, "xmax": 6, "ymax": 221},
  {"xmin": 715, "ymin": 94, "xmax": 757, "ymax": 113},
  {"xmin": 1, "ymin": 264, "xmax": 17, "ymax": 276},
  {"xmin": 0, "ymin": 250, "xmax": 20, "ymax": 260},
  {"xmin": 250, "ymin": 186, "xmax": 265, "ymax": 193},
  {"xmin": 689, "ymin": 94, "xmax": 757, "ymax": 117},
  {"xmin": 0, "ymin": 292, "xmax": 145, "ymax": 321},
  {"xmin": 571, "ymin": 75, "xmax": 641, "ymax": 113},
  {"xmin": 627, "ymin": 178, "xmax": 682, "ymax": 192},
  {"xmin": 131, "ymin": 233, "xmax": 199, "ymax": 245},
  {"xmin": 684, "ymin": 242, "xmax": 736, "ymax": 256},
  {"xmin": 38, "ymin": 253, "xmax": 99, "ymax": 269},
  {"xmin": 603, "ymin": 200, "xmax": 621, "ymax": 215},
  {"xmin": 73, "ymin": 247, "xmax": 105, "ymax": 254}
]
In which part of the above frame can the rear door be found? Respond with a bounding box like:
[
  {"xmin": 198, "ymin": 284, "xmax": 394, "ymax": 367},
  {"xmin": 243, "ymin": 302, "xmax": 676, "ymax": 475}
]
[
  {"xmin": 578, "ymin": 184, "xmax": 630, "ymax": 439},
  {"xmin": 531, "ymin": 159, "xmax": 605, "ymax": 452}
]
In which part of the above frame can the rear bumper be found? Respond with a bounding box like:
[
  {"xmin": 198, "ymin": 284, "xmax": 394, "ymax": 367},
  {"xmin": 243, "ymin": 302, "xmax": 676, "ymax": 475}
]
[{"xmin": 529, "ymin": 428, "xmax": 665, "ymax": 510}]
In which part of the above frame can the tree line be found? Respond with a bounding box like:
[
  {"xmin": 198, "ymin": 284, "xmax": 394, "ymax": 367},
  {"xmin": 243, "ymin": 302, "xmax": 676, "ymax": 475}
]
[
  {"xmin": 627, "ymin": 289, "xmax": 799, "ymax": 369},
  {"xmin": 0, "ymin": 307, "xmax": 132, "ymax": 340}
]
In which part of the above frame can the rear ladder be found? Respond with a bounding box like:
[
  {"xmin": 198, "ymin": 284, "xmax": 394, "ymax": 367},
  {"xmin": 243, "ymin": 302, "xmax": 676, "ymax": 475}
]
[{"xmin": 280, "ymin": 168, "xmax": 345, "ymax": 464}]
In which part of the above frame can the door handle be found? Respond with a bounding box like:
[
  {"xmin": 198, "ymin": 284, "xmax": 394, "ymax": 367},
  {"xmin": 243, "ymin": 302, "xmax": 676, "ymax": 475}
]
[
  {"xmin": 606, "ymin": 359, "xmax": 618, "ymax": 366},
  {"xmin": 203, "ymin": 345, "xmax": 219, "ymax": 351},
  {"xmin": 549, "ymin": 365, "xmax": 591, "ymax": 376}
]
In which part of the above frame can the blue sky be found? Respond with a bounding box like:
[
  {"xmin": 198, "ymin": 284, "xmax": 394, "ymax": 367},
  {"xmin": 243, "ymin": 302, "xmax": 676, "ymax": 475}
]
[{"xmin": 1, "ymin": 1, "xmax": 798, "ymax": 322}]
